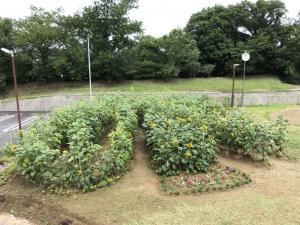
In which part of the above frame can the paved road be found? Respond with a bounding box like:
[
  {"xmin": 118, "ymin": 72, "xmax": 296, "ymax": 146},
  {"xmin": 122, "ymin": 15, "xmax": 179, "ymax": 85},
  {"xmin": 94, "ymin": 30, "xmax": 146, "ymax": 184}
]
[{"xmin": 0, "ymin": 112, "xmax": 44, "ymax": 146}]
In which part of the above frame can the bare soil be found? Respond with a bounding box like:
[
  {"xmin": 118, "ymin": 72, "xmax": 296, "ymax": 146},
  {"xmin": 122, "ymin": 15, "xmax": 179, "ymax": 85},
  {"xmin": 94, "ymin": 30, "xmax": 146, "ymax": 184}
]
[{"xmin": 271, "ymin": 106, "xmax": 300, "ymax": 125}]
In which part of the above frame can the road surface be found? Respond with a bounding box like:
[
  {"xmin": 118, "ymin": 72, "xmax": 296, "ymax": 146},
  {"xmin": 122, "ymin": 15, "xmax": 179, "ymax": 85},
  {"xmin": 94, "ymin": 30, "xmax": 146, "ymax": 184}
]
[{"xmin": 0, "ymin": 112, "xmax": 44, "ymax": 146}]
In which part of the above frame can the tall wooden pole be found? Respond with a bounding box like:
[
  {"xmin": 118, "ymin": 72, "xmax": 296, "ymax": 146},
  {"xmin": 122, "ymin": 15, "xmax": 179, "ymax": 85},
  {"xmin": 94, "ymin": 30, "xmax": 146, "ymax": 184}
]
[{"xmin": 231, "ymin": 64, "xmax": 236, "ymax": 107}]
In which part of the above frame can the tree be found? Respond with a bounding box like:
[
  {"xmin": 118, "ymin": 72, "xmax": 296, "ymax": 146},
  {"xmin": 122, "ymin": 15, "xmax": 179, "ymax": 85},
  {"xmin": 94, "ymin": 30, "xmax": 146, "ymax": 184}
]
[
  {"xmin": 75, "ymin": 0, "xmax": 142, "ymax": 81},
  {"xmin": 185, "ymin": 0, "xmax": 293, "ymax": 77},
  {"xmin": 0, "ymin": 17, "xmax": 13, "ymax": 91},
  {"xmin": 128, "ymin": 36, "xmax": 179, "ymax": 79},
  {"xmin": 14, "ymin": 6, "xmax": 64, "ymax": 82},
  {"xmin": 162, "ymin": 29, "xmax": 201, "ymax": 78}
]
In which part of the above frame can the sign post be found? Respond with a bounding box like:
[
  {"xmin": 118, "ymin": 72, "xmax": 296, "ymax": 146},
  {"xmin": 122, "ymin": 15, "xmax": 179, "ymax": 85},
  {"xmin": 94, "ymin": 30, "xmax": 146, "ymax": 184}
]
[
  {"xmin": 231, "ymin": 64, "xmax": 240, "ymax": 107},
  {"xmin": 241, "ymin": 51, "xmax": 250, "ymax": 106}
]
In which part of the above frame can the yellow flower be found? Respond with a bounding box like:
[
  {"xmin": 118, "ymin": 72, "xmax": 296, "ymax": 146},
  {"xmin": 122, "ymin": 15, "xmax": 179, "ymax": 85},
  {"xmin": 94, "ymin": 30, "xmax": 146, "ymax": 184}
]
[
  {"xmin": 11, "ymin": 144, "xmax": 17, "ymax": 152},
  {"xmin": 77, "ymin": 170, "xmax": 83, "ymax": 176},
  {"xmin": 185, "ymin": 143, "xmax": 193, "ymax": 148},
  {"xmin": 185, "ymin": 151, "xmax": 192, "ymax": 158},
  {"xmin": 201, "ymin": 125, "xmax": 208, "ymax": 131},
  {"xmin": 63, "ymin": 150, "xmax": 68, "ymax": 156}
]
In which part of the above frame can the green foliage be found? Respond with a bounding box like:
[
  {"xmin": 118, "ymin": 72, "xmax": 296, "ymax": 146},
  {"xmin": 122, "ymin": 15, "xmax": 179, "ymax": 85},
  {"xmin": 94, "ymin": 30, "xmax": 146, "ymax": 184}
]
[
  {"xmin": 142, "ymin": 96, "xmax": 288, "ymax": 176},
  {"xmin": 11, "ymin": 96, "xmax": 289, "ymax": 191},
  {"xmin": 219, "ymin": 110, "xmax": 288, "ymax": 160},
  {"xmin": 185, "ymin": 0, "xmax": 298, "ymax": 80},
  {"xmin": 15, "ymin": 97, "xmax": 138, "ymax": 191},
  {"xmin": 129, "ymin": 30, "xmax": 201, "ymax": 79},
  {"xmin": 143, "ymin": 96, "xmax": 223, "ymax": 175}
]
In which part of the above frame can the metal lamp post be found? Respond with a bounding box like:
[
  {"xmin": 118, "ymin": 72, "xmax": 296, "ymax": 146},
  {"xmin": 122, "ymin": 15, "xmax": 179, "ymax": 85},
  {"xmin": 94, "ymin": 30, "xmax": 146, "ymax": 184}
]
[
  {"xmin": 241, "ymin": 51, "xmax": 250, "ymax": 106},
  {"xmin": 231, "ymin": 64, "xmax": 240, "ymax": 107},
  {"xmin": 1, "ymin": 48, "xmax": 22, "ymax": 135},
  {"xmin": 87, "ymin": 37, "xmax": 92, "ymax": 100}
]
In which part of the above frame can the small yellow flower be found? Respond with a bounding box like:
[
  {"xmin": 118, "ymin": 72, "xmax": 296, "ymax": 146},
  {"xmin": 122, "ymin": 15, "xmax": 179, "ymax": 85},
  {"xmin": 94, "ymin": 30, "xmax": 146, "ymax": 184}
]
[
  {"xmin": 201, "ymin": 125, "xmax": 208, "ymax": 131},
  {"xmin": 77, "ymin": 170, "xmax": 83, "ymax": 176},
  {"xmin": 63, "ymin": 150, "xmax": 68, "ymax": 156},
  {"xmin": 11, "ymin": 144, "xmax": 17, "ymax": 152},
  {"xmin": 185, "ymin": 151, "xmax": 192, "ymax": 158},
  {"xmin": 185, "ymin": 143, "xmax": 193, "ymax": 148}
]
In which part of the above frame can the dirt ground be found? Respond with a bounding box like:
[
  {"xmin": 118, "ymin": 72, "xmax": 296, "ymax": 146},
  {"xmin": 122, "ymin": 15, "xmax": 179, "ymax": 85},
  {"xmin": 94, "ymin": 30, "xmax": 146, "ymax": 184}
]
[
  {"xmin": 1, "ymin": 128, "xmax": 300, "ymax": 224},
  {"xmin": 271, "ymin": 106, "xmax": 300, "ymax": 125}
]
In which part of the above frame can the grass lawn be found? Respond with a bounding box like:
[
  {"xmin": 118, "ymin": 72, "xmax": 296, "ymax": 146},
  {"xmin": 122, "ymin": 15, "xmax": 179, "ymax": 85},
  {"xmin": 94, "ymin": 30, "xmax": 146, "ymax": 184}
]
[
  {"xmin": 0, "ymin": 104, "xmax": 300, "ymax": 225},
  {"xmin": 1, "ymin": 75, "xmax": 300, "ymax": 100}
]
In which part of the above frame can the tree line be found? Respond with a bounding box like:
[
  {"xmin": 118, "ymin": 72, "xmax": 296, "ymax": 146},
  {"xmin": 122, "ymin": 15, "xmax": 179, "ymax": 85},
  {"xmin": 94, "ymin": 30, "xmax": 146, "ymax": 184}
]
[{"xmin": 0, "ymin": 0, "xmax": 299, "ymax": 91}]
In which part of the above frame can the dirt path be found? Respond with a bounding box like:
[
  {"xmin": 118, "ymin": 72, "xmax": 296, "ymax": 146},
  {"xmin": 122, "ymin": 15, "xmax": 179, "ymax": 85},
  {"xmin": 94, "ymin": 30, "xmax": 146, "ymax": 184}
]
[{"xmin": 56, "ymin": 131, "xmax": 165, "ymax": 225}]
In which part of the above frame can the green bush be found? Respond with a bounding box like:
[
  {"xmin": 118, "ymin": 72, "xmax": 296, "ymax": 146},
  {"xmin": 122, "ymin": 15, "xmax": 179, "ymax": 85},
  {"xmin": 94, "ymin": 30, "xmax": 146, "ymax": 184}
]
[
  {"xmin": 15, "ymin": 98, "xmax": 138, "ymax": 191},
  {"xmin": 13, "ymin": 95, "xmax": 288, "ymax": 191},
  {"xmin": 143, "ymin": 96, "xmax": 223, "ymax": 175},
  {"xmin": 218, "ymin": 110, "xmax": 288, "ymax": 160}
]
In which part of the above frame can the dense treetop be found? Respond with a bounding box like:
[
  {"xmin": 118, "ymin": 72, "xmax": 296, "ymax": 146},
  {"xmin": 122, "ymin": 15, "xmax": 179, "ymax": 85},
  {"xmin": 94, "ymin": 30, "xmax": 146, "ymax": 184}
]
[{"xmin": 0, "ymin": 0, "xmax": 299, "ymax": 91}]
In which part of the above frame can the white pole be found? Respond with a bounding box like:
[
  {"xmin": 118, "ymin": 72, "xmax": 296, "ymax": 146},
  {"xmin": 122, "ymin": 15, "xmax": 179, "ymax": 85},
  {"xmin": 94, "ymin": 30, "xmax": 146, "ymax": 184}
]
[
  {"xmin": 241, "ymin": 61, "xmax": 246, "ymax": 106},
  {"xmin": 88, "ymin": 37, "xmax": 92, "ymax": 99}
]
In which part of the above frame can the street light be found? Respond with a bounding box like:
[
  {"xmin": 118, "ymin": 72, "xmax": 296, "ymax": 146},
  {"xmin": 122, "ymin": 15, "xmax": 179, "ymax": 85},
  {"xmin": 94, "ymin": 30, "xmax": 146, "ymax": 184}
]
[
  {"xmin": 1, "ymin": 48, "xmax": 22, "ymax": 135},
  {"xmin": 87, "ymin": 37, "xmax": 92, "ymax": 100},
  {"xmin": 231, "ymin": 64, "xmax": 240, "ymax": 107},
  {"xmin": 241, "ymin": 51, "xmax": 250, "ymax": 106}
]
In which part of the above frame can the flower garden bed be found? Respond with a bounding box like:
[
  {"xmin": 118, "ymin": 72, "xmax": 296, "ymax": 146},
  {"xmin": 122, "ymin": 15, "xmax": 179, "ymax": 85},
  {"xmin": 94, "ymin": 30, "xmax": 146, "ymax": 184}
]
[
  {"xmin": 3, "ymin": 95, "xmax": 288, "ymax": 194},
  {"xmin": 161, "ymin": 164, "xmax": 252, "ymax": 195}
]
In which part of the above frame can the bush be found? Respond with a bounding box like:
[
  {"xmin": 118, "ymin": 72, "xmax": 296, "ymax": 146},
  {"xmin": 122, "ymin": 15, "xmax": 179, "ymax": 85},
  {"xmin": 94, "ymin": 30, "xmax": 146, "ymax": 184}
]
[
  {"xmin": 218, "ymin": 110, "xmax": 288, "ymax": 160},
  {"xmin": 143, "ymin": 96, "xmax": 223, "ymax": 175},
  {"xmin": 13, "ymin": 95, "xmax": 288, "ymax": 191},
  {"xmin": 15, "ymin": 98, "xmax": 138, "ymax": 191}
]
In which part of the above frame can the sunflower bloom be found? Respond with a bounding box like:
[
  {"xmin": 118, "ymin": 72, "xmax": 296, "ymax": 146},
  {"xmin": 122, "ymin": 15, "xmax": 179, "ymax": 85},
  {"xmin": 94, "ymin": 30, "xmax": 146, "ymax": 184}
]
[{"xmin": 185, "ymin": 143, "xmax": 193, "ymax": 148}]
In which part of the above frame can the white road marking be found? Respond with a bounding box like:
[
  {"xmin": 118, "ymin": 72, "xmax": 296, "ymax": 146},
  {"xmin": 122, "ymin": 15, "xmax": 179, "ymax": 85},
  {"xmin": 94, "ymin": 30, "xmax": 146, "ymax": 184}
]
[
  {"xmin": 0, "ymin": 115, "xmax": 15, "ymax": 122},
  {"xmin": 3, "ymin": 116, "xmax": 37, "ymax": 132}
]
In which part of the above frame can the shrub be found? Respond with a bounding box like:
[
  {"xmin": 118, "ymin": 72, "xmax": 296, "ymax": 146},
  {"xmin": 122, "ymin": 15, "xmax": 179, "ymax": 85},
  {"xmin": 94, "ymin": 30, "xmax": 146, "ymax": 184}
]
[
  {"xmin": 143, "ymin": 96, "xmax": 223, "ymax": 175},
  {"xmin": 15, "ymin": 98, "xmax": 138, "ymax": 191},
  {"xmin": 218, "ymin": 110, "xmax": 288, "ymax": 160}
]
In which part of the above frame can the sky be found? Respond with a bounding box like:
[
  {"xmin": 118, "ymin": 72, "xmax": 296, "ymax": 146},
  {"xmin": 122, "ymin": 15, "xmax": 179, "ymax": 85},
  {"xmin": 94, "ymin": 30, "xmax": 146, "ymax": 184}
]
[{"xmin": 0, "ymin": 0, "xmax": 299, "ymax": 37}]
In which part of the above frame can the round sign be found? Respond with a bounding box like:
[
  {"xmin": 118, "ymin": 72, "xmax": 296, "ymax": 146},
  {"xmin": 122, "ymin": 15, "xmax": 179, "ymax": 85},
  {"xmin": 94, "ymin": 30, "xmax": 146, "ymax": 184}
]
[{"xmin": 242, "ymin": 51, "xmax": 250, "ymax": 62}]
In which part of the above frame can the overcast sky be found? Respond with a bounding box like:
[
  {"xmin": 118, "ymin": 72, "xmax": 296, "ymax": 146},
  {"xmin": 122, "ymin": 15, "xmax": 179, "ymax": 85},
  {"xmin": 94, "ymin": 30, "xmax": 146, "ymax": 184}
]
[{"xmin": 0, "ymin": 0, "xmax": 299, "ymax": 37}]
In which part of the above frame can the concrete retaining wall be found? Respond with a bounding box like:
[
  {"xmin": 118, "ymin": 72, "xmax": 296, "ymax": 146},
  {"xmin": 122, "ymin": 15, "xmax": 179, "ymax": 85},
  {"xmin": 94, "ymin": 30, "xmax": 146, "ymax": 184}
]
[{"xmin": 1, "ymin": 90, "xmax": 299, "ymax": 112}]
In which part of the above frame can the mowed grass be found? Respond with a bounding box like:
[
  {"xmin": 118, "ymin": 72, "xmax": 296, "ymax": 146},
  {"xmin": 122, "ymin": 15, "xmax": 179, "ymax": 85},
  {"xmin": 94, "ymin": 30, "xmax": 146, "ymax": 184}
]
[{"xmin": 2, "ymin": 75, "xmax": 300, "ymax": 100}]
